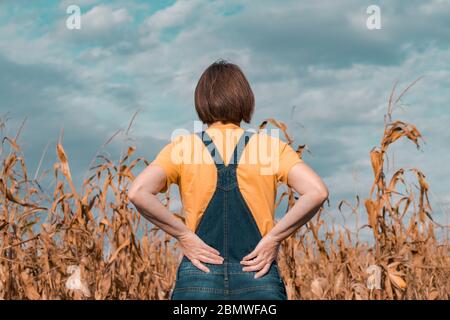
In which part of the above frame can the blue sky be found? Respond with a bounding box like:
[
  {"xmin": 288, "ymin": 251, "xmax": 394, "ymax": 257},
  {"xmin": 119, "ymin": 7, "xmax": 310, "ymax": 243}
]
[{"xmin": 0, "ymin": 0, "xmax": 449, "ymax": 235}]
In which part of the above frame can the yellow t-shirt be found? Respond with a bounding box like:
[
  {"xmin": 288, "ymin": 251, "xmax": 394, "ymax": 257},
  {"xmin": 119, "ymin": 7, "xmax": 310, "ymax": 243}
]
[{"xmin": 151, "ymin": 122, "xmax": 303, "ymax": 237}]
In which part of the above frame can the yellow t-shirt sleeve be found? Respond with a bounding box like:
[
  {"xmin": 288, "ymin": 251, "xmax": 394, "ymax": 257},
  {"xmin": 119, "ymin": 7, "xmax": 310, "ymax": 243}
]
[
  {"xmin": 276, "ymin": 139, "xmax": 303, "ymax": 185},
  {"xmin": 151, "ymin": 141, "xmax": 180, "ymax": 193}
]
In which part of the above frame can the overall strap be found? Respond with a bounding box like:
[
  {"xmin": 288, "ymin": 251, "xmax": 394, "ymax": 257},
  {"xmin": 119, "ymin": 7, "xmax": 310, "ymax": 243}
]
[
  {"xmin": 229, "ymin": 130, "xmax": 255, "ymax": 166},
  {"xmin": 195, "ymin": 130, "xmax": 255, "ymax": 169},
  {"xmin": 196, "ymin": 130, "xmax": 224, "ymax": 169}
]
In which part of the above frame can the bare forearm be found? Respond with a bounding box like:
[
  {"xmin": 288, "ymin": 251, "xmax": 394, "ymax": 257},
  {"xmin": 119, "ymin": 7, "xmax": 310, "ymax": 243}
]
[
  {"xmin": 267, "ymin": 191, "xmax": 326, "ymax": 242},
  {"xmin": 130, "ymin": 192, "xmax": 190, "ymax": 239}
]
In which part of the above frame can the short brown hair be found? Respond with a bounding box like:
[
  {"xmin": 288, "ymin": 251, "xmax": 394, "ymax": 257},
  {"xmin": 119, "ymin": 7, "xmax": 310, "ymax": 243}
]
[{"xmin": 194, "ymin": 60, "xmax": 255, "ymax": 125}]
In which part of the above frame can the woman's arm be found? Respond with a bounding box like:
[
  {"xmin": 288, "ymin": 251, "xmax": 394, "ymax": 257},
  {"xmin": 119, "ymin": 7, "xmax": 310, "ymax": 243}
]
[
  {"xmin": 267, "ymin": 161, "xmax": 329, "ymax": 241},
  {"xmin": 241, "ymin": 162, "xmax": 329, "ymax": 278},
  {"xmin": 128, "ymin": 164, "xmax": 224, "ymax": 272}
]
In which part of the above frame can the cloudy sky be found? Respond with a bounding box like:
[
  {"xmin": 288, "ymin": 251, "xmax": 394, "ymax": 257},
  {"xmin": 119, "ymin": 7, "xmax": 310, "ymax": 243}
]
[{"xmin": 1, "ymin": 0, "xmax": 449, "ymax": 233}]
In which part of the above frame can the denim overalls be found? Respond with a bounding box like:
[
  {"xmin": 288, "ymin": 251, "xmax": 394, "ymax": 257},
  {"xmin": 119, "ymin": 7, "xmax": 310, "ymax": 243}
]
[{"xmin": 170, "ymin": 129, "xmax": 288, "ymax": 300}]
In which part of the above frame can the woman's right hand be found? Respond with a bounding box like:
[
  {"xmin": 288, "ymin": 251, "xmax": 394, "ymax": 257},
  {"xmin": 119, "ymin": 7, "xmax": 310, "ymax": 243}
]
[{"xmin": 176, "ymin": 230, "xmax": 224, "ymax": 272}]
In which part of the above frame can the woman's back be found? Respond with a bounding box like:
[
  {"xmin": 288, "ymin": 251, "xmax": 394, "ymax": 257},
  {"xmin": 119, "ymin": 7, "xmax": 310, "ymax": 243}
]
[
  {"xmin": 162, "ymin": 123, "xmax": 293, "ymax": 299},
  {"xmin": 152, "ymin": 121, "xmax": 303, "ymax": 237}
]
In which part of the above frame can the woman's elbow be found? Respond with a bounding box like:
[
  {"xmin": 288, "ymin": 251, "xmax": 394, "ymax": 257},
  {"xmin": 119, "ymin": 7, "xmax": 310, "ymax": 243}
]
[
  {"xmin": 314, "ymin": 185, "xmax": 329, "ymax": 204},
  {"xmin": 128, "ymin": 183, "xmax": 143, "ymax": 205},
  {"xmin": 321, "ymin": 186, "xmax": 330, "ymax": 202}
]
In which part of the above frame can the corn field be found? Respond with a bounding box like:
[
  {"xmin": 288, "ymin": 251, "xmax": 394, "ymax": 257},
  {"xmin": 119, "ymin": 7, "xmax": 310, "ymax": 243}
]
[{"xmin": 0, "ymin": 81, "xmax": 449, "ymax": 300}]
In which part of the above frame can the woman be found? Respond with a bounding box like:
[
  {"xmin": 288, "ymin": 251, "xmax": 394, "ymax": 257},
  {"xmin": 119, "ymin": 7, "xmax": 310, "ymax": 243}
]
[{"xmin": 128, "ymin": 60, "xmax": 328, "ymax": 300}]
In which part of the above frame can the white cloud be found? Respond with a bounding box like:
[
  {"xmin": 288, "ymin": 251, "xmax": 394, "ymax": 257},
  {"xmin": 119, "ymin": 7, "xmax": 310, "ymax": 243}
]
[
  {"xmin": 146, "ymin": 0, "xmax": 200, "ymax": 30},
  {"xmin": 82, "ymin": 5, "xmax": 132, "ymax": 32}
]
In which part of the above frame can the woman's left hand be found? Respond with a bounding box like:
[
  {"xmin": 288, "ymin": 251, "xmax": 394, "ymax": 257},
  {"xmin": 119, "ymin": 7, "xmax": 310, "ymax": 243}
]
[{"xmin": 240, "ymin": 234, "xmax": 282, "ymax": 278}]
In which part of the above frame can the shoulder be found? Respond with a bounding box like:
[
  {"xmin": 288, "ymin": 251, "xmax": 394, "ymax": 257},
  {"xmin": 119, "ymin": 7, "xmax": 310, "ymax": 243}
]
[
  {"xmin": 166, "ymin": 131, "xmax": 199, "ymax": 148},
  {"xmin": 153, "ymin": 132, "xmax": 196, "ymax": 163}
]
